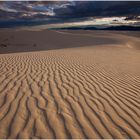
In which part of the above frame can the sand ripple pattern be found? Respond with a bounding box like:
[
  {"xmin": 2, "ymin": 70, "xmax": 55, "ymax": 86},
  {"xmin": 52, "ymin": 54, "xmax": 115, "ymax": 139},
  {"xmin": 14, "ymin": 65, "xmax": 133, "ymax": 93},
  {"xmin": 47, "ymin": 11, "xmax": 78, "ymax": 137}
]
[{"xmin": 0, "ymin": 46, "xmax": 140, "ymax": 139}]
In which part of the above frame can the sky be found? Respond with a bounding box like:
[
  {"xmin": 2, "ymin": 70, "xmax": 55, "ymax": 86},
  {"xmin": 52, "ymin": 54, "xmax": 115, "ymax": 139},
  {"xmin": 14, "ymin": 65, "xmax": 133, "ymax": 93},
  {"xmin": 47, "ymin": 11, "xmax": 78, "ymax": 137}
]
[{"xmin": 0, "ymin": 1, "xmax": 140, "ymax": 28}]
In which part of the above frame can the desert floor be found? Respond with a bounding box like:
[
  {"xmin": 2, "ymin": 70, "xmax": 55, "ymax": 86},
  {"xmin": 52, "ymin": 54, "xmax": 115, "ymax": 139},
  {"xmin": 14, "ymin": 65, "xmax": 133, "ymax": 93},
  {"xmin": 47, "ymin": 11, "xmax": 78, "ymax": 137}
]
[{"xmin": 0, "ymin": 29, "xmax": 140, "ymax": 139}]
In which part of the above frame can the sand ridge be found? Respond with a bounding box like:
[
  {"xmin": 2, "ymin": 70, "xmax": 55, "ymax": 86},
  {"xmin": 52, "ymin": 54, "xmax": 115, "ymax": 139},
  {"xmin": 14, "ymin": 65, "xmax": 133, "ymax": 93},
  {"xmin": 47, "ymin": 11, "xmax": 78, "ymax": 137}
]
[
  {"xmin": 0, "ymin": 30, "xmax": 140, "ymax": 139},
  {"xmin": 0, "ymin": 29, "xmax": 140, "ymax": 54}
]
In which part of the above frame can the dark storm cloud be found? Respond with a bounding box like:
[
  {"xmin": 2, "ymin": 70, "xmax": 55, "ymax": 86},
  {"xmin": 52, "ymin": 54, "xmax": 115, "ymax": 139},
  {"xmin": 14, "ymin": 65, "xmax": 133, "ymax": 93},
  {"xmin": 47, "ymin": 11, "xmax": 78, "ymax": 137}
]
[
  {"xmin": 125, "ymin": 16, "xmax": 140, "ymax": 21},
  {"xmin": 53, "ymin": 1, "xmax": 140, "ymax": 19},
  {"xmin": 0, "ymin": 1, "xmax": 140, "ymax": 26}
]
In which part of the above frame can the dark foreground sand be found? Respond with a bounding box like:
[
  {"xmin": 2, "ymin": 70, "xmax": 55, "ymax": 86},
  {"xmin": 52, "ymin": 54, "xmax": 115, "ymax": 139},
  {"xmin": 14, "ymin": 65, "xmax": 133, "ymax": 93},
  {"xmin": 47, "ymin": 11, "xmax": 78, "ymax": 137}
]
[{"xmin": 0, "ymin": 29, "xmax": 140, "ymax": 139}]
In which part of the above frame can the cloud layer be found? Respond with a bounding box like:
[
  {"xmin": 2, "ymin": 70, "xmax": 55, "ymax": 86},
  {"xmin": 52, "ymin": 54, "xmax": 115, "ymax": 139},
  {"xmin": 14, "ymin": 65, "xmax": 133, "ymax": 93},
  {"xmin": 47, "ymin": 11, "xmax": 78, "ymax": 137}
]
[{"xmin": 0, "ymin": 1, "xmax": 140, "ymax": 27}]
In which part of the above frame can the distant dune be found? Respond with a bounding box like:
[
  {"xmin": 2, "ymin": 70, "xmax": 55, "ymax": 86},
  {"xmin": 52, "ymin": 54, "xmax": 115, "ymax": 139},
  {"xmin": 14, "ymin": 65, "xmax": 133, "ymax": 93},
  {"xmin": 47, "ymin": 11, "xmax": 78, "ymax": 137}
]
[
  {"xmin": 0, "ymin": 29, "xmax": 140, "ymax": 139},
  {"xmin": 53, "ymin": 25, "xmax": 140, "ymax": 31}
]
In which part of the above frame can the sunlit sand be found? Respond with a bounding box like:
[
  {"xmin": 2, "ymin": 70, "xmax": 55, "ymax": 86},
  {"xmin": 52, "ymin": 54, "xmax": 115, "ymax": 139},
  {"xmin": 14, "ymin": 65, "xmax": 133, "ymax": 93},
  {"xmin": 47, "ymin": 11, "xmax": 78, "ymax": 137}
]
[{"xmin": 0, "ymin": 29, "xmax": 140, "ymax": 139}]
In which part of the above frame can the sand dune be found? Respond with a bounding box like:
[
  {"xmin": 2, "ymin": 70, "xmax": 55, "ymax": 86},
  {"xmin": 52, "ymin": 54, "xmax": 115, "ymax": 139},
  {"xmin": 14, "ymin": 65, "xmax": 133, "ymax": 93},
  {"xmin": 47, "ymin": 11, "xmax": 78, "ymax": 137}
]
[
  {"xmin": 0, "ymin": 30, "xmax": 140, "ymax": 139},
  {"xmin": 1, "ymin": 29, "xmax": 140, "ymax": 54}
]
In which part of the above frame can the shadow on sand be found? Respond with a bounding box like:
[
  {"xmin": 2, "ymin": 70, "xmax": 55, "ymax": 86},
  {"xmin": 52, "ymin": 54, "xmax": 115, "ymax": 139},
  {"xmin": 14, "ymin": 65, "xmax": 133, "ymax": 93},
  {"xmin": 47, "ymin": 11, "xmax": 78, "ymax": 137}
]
[{"xmin": 0, "ymin": 30, "xmax": 122, "ymax": 54}]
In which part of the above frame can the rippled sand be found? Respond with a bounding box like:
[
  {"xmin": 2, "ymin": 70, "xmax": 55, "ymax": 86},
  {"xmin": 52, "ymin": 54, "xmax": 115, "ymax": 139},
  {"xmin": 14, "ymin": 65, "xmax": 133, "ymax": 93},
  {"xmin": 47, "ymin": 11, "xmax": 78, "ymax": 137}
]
[{"xmin": 0, "ymin": 30, "xmax": 140, "ymax": 139}]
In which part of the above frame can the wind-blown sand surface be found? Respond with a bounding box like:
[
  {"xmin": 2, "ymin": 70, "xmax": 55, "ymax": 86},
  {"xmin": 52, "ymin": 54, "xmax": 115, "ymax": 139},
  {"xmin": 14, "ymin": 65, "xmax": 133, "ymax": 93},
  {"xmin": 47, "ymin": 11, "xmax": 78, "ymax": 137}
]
[{"xmin": 0, "ymin": 29, "xmax": 140, "ymax": 139}]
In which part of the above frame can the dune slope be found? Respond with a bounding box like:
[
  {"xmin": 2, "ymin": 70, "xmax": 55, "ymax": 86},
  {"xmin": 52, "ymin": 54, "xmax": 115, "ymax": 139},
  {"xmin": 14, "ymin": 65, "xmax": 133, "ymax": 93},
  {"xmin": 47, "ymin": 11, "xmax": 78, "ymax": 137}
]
[{"xmin": 0, "ymin": 30, "xmax": 140, "ymax": 139}]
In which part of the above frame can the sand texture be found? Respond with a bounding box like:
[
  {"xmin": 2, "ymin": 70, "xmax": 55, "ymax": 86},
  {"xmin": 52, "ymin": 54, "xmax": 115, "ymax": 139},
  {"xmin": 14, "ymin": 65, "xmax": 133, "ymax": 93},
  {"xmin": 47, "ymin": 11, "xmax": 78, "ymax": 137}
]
[{"xmin": 0, "ymin": 30, "xmax": 140, "ymax": 139}]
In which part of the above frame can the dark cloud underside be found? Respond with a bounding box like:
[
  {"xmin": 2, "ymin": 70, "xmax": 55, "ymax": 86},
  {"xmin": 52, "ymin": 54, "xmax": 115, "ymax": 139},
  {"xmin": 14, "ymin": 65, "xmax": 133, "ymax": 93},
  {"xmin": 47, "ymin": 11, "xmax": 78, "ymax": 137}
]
[{"xmin": 0, "ymin": 1, "xmax": 140, "ymax": 27}]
